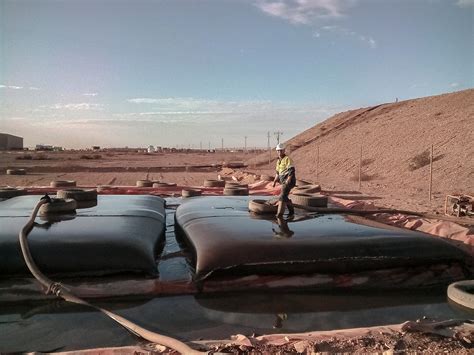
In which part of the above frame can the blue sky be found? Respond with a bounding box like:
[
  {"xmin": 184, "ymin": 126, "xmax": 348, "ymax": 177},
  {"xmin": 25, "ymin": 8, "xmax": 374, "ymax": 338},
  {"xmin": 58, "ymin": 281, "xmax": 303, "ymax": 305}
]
[{"xmin": 0, "ymin": 0, "xmax": 472, "ymax": 148}]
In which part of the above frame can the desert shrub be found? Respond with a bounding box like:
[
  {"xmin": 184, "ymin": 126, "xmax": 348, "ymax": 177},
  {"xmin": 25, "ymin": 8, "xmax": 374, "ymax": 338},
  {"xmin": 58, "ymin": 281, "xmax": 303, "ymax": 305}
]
[
  {"xmin": 362, "ymin": 158, "xmax": 375, "ymax": 166},
  {"xmin": 408, "ymin": 150, "xmax": 430, "ymax": 171},
  {"xmin": 16, "ymin": 154, "xmax": 33, "ymax": 160},
  {"xmin": 80, "ymin": 154, "xmax": 102, "ymax": 160},
  {"xmin": 33, "ymin": 153, "xmax": 50, "ymax": 160},
  {"xmin": 16, "ymin": 153, "xmax": 50, "ymax": 160},
  {"xmin": 350, "ymin": 171, "xmax": 377, "ymax": 181}
]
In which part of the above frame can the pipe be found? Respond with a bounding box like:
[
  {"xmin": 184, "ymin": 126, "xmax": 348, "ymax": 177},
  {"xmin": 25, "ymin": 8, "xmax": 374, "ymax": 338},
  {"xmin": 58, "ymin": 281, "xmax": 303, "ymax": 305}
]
[{"xmin": 19, "ymin": 195, "xmax": 205, "ymax": 355}]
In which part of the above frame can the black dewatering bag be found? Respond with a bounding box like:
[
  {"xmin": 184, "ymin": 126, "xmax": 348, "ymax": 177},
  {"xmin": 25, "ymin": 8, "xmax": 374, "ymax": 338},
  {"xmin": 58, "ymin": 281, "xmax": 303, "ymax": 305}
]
[
  {"xmin": 0, "ymin": 195, "xmax": 166, "ymax": 277},
  {"xmin": 175, "ymin": 196, "xmax": 472, "ymax": 281}
]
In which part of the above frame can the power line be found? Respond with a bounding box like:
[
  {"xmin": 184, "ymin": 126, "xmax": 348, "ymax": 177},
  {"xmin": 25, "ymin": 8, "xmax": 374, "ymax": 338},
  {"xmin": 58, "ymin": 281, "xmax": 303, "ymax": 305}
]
[{"xmin": 274, "ymin": 131, "xmax": 283, "ymax": 144}]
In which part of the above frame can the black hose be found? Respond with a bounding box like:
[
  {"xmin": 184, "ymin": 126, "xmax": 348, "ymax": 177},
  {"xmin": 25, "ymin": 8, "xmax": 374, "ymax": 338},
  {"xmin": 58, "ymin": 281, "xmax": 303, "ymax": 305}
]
[{"xmin": 19, "ymin": 195, "xmax": 205, "ymax": 354}]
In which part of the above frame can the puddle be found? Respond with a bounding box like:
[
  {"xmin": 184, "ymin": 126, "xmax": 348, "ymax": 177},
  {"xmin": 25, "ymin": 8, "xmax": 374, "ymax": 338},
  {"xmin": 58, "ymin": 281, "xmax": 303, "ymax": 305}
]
[{"xmin": 0, "ymin": 290, "xmax": 471, "ymax": 352}]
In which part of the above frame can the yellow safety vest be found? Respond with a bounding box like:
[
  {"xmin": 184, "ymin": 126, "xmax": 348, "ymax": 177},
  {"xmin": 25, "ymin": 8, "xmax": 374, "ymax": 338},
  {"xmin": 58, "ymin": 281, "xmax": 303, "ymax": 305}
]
[{"xmin": 276, "ymin": 156, "xmax": 293, "ymax": 176}]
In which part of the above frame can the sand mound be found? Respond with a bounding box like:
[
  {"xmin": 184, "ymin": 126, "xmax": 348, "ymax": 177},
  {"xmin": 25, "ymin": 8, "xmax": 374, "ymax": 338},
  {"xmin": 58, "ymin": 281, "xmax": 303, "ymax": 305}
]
[{"xmin": 247, "ymin": 89, "xmax": 474, "ymax": 213}]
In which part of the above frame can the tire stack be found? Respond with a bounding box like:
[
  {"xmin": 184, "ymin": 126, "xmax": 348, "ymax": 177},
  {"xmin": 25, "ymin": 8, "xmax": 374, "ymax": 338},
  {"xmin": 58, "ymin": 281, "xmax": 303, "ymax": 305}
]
[
  {"xmin": 292, "ymin": 184, "xmax": 321, "ymax": 194},
  {"xmin": 248, "ymin": 199, "xmax": 277, "ymax": 214},
  {"xmin": 289, "ymin": 192, "xmax": 328, "ymax": 208},
  {"xmin": 223, "ymin": 183, "xmax": 249, "ymax": 196},
  {"xmin": 136, "ymin": 180, "xmax": 153, "ymax": 187},
  {"xmin": 203, "ymin": 179, "xmax": 225, "ymax": 188},
  {"xmin": 50, "ymin": 180, "xmax": 77, "ymax": 188},
  {"xmin": 39, "ymin": 198, "xmax": 77, "ymax": 216},
  {"xmin": 182, "ymin": 188, "xmax": 202, "ymax": 198},
  {"xmin": 57, "ymin": 188, "xmax": 98, "ymax": 209},
  {"xmin": 6, "ymin": 168, "xmax": 27, "ymax": 175}
]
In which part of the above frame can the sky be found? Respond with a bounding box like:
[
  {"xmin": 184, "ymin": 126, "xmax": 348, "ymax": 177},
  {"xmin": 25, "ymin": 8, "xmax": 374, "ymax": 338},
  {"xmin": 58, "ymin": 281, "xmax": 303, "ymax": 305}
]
[{"xmin": 0, "ymin": 0, "xmax": 473, "ymax": 149}]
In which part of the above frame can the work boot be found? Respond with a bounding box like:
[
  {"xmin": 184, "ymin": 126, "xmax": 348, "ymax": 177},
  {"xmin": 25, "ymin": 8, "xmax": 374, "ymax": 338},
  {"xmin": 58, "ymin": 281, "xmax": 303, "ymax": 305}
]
[
  {"xmin": 276, "ymin": 201, "xmax": 286, "ymax": 218},
  {"xmin": 287, "ymin": 200, "xmax": 295, "ymax": 217}
]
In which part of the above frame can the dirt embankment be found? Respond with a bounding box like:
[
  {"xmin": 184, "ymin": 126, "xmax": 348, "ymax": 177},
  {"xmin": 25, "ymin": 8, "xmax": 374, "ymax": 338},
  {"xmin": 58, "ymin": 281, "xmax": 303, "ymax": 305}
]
[{"xmin": 247, "ymin": 89, "xmax": 474, "ymax": 213}]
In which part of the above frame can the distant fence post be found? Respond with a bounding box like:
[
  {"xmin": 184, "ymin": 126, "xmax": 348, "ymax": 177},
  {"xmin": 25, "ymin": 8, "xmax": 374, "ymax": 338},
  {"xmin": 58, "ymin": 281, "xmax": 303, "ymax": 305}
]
[
  {"xmin": 429, "ymin": 144, "xmax": 433, "ymax": 200},
  {"xmin": 316, "ymin": 145, "xmax": 320, "ymax": 181},
  {"xmin": 358, "ymin": 145, "xmax": 362, "ymax": 190}
]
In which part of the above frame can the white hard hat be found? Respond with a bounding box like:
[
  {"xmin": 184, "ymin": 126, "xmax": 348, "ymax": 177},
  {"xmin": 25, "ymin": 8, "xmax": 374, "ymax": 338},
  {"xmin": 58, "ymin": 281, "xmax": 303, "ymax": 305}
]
[{"xmin": 275, "ymin": 143, "xmax": 285, "ymax": 151}]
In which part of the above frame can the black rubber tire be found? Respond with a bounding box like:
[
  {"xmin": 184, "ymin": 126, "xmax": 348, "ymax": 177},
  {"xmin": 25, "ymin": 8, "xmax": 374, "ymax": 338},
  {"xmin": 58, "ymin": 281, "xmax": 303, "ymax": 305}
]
[
  {"xmin": 260, "ymin": 174, "xmax": 274, "ymax": 182},
  {"xmin": 224, "ymin": 162, "xmax": 245, "ymax": 168},
  {"xmin": 447, "ymin": 280, "xmax": 474, "ymax": 310},
  {"xmin": 293, "ymin": 184, "xmax": 321, "ymax": 194},
  {"xmin": 204, "ymin": 179, "xmax": 225, "ymax": 188},
  {"xmin": 57, "ymin": 189, "xmax": 98, "ymax": 201},
  {"xmin": 248, "ymin": 199, "xmax": 277, "ymax": 214},
  {"xmin": 296, "ymin": 179, "xmax": 311, "ymax": 186},
  {"xmin": 0, "ymin": 187, "xmax": 27, "ymax": 199},
  {"xmin": 290, "ymin": 193, "xmax": 328, "ymax": 207},
  {"xmin": 50, "ymin": 180, "xmax": 77, "ymax": 188},
  {"xmin": 225, "ymin": 182, "xmax": 248, "ymax": 189},
  {"xmin": 223, "ymin": 187, "xmax": 249, "ymax": 196},
  {"xmin": 136, "ymin": 180, "xmax": 153, "ymax": 187},
  {"xmin": 39, "ymin": 198, "xmax": 77, "ymax": 215},
  {"xmin": 6, "ymin": 168, "xmax": 26, "ymax": 175},
  {"xmin": 182, "ymin": 189, "xmax": 202, "ymax": 198}
]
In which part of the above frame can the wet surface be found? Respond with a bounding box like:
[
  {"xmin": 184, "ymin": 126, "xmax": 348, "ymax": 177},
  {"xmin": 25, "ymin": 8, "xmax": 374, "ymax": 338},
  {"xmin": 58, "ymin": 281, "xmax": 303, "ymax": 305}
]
[
  {"xmin": 0, "ymin": 196, "xmax": 472, "ymax": 352},
  {"xmin": 0, "ymin": 195, "xmax": 166, "ymax": 276},
  {"xmin": 175, "ymin": 196, "xmax": 471, "ymax": 279},
  {"xmin": 0, "ymin": 289, "xmax": 472, "ymax": 352}
]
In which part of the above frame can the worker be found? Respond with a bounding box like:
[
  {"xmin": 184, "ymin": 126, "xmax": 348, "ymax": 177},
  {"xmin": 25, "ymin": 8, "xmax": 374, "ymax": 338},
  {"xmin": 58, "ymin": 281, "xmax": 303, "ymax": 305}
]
[{"xmin": 272, "ymin": 143, "xmax": 295, "ymax": 217}]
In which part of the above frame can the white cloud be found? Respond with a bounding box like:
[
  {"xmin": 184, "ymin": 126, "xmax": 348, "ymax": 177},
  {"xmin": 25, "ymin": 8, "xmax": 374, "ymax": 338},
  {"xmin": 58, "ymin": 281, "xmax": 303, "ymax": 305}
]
[
  {"xmin": 320, "ymin": 25, "xmax": 377, "ymax": 48},
  {"xmin": 83, "ymin": 92, "xmax": 98, "ymax": 96},
  {"xmin": 5, "ymin": 97, "xmax": 349, "ymax": 148},
  {"xmin": 47, "ymin": 103, "xmax": 105, "ymax": 111},
  {"xmin": 254, "ymin": 0, "xmax": 357, "ymax": 24},
  {"xmin": 456, "ymin": 0, "xmax": 474, "ymax": 7},
  {"xmin": 127, "ymin": 98, "xmax": 161, "ymax": 104},
  {"xmin": 450, "ymin": 82, "xmax": 460, "ymax": 87},
  {"xmin": 0, "ymin": 84, "xmax": 40, "ymax": 90},
  {"xmin": 313, "ymin": 31, "xmax": 321, "ymax": 38},
  {"xmin": 0, "ymin": 84, "xmax": 24, "ymax": 89},
  {"xmin": 368, "ymin": 37, "xmax": 376, "ymax": 48}
]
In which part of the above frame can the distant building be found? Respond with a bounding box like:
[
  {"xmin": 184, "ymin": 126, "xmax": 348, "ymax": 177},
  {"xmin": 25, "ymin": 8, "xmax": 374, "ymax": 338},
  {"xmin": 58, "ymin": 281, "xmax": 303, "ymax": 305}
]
[
  {"xmin": 0, "ymin": 133, "xmax": 23, "ymax": 150},
  {"xmin": 35, "ymin": 144, "xmax": 54, "ymax": 151}
]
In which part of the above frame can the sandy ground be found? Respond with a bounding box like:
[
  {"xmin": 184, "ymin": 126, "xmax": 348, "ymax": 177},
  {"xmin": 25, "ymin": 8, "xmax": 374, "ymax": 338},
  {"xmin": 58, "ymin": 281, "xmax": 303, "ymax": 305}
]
[
  {"xmin": 248, "ymin": 89, "xmax": 474, "ymax": 215},
  {"xmin": 0, "ymin": 148, "xmax": 470, "ymax": 217},
  {"xmin": 0, "ymin": 150, "xmax": 258, "ymax": 188}
]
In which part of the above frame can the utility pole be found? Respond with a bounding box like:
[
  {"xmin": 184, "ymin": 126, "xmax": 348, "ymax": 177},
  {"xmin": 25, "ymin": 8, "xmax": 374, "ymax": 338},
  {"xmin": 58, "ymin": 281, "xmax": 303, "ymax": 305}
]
[
  {"xmin": 200, "ymin": 141, "xmax": 202, "ymax": 150},
  {"xmin": 274, "ymin": 131, "xmax": 283, "ymax": 145},
  {"xmin": 221, "ymin": 138, "xmax": 224, "ymax": 151},
  {"xmin": 244, "ymin": 136, "xmax": 247, "ymax": 154},
  {"xmin": 208, "ymin": 141, "xmax": 211, "ymax": 150}
]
